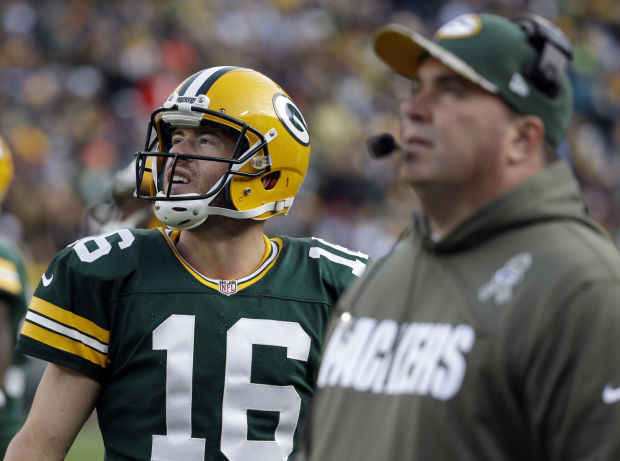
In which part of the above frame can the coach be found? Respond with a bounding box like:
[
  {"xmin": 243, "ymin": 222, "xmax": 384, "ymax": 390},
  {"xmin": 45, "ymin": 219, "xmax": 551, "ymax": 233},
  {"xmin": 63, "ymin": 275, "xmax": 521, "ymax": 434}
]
[{"xmin": 303, "ymin": 12, "xmax": 620, "ymax": 461}]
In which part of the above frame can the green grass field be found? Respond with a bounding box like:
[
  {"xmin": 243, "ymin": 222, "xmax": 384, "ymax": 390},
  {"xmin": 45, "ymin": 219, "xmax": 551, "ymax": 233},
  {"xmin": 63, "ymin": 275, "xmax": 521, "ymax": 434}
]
[{"xmin": 65, "ymin": 415, "xmax": 104, "ymax": 460}]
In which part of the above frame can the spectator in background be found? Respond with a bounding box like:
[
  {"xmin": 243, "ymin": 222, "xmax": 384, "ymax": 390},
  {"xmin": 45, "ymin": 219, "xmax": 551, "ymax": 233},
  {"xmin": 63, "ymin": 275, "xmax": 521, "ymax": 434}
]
[{"xmin": 0, "ymin": 1, "xmax": 616, "ymax": 264}]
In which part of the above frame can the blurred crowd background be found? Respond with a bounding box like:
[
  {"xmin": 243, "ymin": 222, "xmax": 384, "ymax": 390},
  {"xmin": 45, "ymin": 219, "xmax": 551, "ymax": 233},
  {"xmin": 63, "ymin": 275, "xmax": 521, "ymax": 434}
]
[{"xmin": 0, "ymin": 0, "xmax": 618, "ymax": 285}]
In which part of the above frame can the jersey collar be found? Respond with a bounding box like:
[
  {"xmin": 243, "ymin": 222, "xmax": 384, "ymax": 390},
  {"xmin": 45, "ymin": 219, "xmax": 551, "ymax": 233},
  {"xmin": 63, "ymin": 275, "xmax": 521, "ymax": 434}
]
[{"xmin": 160, "ymin": 228, "xmax": 282, "ymax": 295}]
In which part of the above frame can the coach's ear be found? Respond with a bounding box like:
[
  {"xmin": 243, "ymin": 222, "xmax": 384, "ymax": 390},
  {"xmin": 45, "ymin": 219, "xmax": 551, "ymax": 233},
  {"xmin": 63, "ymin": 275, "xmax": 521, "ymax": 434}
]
[{"xmin": 507, "ymin": 114, "xmax": 545, "ymax": 165}]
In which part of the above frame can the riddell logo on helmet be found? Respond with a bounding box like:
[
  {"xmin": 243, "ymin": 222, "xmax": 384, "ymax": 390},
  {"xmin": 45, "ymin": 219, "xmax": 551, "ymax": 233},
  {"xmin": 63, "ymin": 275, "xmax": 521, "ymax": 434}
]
[{"xmin": 177, "ymin": 96, "xmax": 197, "ymax": 104}]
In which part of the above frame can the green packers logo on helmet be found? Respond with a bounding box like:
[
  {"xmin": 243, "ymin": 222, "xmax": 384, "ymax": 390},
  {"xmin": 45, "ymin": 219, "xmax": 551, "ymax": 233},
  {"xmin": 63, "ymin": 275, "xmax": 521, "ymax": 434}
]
[{"xmin": 273, "ymin": 93, "xmax": 310, "ymax": 147}]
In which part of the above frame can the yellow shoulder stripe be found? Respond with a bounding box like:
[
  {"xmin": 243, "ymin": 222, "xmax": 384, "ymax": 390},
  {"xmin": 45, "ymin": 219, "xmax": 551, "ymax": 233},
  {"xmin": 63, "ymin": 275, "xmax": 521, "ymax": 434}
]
[
  {"xmin": 0, "ymin": 278, "xmax": 21, "ymax": 295},
  {"xmin": 29, "ymin": 296, "xmax": 110, "ymax": 344},
  {"xmin": 0, "ymin": 258, "xmax": 21, "ymax": 295},
  {"xmin": 21, "ymin": 321, "xmax": 108, "ymax": 368},
  {"xmin": 0, "ymin": 257, "xmax": 17, "ymax": 272}
]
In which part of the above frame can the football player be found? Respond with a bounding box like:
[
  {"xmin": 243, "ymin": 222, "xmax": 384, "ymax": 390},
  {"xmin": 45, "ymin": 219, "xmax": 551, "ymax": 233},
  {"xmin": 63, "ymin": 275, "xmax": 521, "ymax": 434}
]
[
  {"xmin": 0, "ymin": 136, "xmax": 29, "ymax": 457},
  {"xmin": 6, "ymin": 66, "xmax": 369, "ymax": 460}
]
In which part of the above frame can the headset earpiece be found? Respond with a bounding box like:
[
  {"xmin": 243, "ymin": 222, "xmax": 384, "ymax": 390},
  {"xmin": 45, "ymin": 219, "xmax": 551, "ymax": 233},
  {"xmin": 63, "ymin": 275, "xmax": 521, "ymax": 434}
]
[{"xmin": 512, "ymin": 14, "xmax": 573, "ymax": 98}]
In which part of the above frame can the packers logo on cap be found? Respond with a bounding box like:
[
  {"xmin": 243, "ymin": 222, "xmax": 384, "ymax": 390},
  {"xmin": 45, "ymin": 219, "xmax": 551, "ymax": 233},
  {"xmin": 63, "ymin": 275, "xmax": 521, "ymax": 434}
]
[{"xmin": 436, "ymin": 14, "xmax": 481, "ymax": 39}]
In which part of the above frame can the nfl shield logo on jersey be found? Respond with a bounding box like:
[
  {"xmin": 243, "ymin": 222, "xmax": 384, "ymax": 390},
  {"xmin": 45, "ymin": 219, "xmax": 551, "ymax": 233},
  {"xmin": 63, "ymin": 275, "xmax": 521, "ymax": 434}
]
[{"xmin": 219, "ymin": 280, "xmax": 238, "ymax": 296}]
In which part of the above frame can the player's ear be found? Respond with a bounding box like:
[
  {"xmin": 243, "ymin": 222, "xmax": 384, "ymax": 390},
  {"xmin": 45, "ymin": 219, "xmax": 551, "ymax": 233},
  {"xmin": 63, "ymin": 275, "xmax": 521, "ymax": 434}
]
[{"xmin": 507, "ymin": 114, "xmax": 545, "ymax": 165}]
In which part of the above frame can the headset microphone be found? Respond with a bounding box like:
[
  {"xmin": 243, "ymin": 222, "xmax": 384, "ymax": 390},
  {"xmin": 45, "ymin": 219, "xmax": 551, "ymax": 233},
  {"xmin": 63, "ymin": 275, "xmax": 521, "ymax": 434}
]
[{"xmin": 366, "ymin": 133, "xmax": 401, "ymax": 158}]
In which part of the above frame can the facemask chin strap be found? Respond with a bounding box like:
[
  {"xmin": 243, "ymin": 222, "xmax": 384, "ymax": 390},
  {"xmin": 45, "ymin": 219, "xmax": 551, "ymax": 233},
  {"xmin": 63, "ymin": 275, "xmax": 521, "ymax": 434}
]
[
  {"xmin": 153, "ymin": 192, "xmax": 213, "ymax": 230},
  {"xmin": 204, "ymin": 197, "xmax": 295, "ymax": 220},
  {"xmin": 154, "ymin": 193, "xmax": 295, "ymax": 230},
  {"xmin": 152, "ymin": 159, "xmax": 229, "ymax": 230}
]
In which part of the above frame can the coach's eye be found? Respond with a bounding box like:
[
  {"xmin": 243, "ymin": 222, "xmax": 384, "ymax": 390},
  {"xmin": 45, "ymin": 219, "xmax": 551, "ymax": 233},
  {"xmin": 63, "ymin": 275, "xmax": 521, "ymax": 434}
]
[
  {"xmin": 410, "ymin": 79, "xmax": 422, "ymax": 96},
  {"xmin": 442, "ymin": 84, "xmax": 466, "ymax": 95}
]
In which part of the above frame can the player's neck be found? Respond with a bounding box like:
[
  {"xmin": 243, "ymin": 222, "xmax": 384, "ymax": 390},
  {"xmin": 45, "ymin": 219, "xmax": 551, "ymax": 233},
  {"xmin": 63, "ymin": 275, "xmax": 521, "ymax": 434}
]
[{"xmin": 175, "ymin": 217, "xmax": 267, "ymax": 280}]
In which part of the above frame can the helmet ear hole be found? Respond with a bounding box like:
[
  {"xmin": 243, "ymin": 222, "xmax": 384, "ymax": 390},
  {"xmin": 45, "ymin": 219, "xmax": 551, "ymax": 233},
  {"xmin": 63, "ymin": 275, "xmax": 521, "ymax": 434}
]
[{"xmin": 261, "ymin": 171, "xmax": 281, "ymax": 191}]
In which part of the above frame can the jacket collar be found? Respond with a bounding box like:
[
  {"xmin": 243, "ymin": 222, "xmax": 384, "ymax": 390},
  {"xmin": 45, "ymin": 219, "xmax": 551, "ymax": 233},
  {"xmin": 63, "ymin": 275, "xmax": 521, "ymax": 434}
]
[{"xmin": 412, "ymin": 161, "xmax": 606, "ymax": 253}]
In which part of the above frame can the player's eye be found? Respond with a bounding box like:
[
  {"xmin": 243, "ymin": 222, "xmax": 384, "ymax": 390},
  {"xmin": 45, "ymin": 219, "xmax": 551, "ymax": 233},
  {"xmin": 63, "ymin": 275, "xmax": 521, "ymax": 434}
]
[{"xmin": 199, "ymin": 135, "xmax": 216, "ymax": 146}]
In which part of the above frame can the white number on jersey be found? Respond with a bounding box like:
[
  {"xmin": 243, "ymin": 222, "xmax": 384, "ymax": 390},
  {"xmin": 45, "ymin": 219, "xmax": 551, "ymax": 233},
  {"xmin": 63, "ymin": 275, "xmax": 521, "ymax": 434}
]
[
  {"xmin": 71, "ymin": 229, "xmax": 135, "ymax": 263},
  {"xmin": 151, "ymin": 316, "xmax": 311, "ymax": 461}
]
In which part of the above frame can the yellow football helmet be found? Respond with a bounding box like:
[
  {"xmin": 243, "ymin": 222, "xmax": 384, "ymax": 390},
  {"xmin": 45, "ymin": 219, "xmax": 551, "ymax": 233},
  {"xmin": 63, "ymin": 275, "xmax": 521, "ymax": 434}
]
[
  {"xmin": 0, "ymin": 136, "xmax": 14, "ymax": 207},
  {"xmin": 135, "ymin": 66, "xmax": 311, "ymax": 230}
]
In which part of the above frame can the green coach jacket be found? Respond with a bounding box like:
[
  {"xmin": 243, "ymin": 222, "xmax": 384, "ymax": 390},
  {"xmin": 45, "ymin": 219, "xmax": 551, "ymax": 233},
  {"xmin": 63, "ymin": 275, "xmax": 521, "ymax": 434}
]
[{"xmin": 305, "ymin": 160, "xmax": 620, "ymax": 461}]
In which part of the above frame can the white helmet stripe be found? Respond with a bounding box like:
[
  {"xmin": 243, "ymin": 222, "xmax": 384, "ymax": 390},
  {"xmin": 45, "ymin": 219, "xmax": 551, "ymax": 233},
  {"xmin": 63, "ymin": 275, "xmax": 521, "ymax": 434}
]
[{"xmin": 179, "ymin": 66, "xmax": 238, "ymax": 97}]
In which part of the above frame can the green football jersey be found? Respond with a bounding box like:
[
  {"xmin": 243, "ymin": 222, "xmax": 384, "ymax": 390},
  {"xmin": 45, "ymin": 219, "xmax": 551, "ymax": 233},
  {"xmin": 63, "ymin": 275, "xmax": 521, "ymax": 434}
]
[
  {"xmin": 0, "ymin": 236, "xmax": 29, "ymax": 456},
  {"xmin": 17, "ymin": 227, "xmax": 368, "ymax": 460}
]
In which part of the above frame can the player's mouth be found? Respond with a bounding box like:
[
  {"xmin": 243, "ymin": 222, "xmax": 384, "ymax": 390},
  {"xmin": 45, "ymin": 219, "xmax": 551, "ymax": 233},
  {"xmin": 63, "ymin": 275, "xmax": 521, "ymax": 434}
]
[
  {"xmin": 163, "ymin": 169, "xmax": 192, "ymax": 194},
  {"xmin": 171, "ymin": 175, "xmax": 189, "ymax": 184}
]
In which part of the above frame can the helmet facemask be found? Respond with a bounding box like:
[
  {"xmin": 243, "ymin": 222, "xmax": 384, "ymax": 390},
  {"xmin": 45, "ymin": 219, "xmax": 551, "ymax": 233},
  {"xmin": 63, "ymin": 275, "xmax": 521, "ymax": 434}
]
[{"xmin": 135, "ymin": 106, "xmax": 277, "ymax": 230}]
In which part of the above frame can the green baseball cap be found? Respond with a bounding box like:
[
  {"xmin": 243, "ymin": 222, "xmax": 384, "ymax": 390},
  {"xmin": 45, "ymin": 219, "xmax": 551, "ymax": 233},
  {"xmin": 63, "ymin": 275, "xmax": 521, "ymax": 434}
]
[{"xmin": 373, "ymin": 13, "xmax": 573, "ymax": 148}]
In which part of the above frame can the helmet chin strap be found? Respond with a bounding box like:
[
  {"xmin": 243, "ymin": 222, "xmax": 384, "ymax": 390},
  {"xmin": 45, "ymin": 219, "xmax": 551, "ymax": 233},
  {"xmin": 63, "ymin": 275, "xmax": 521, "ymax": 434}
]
[
  {"xmin": 154, "ymin": 193, "xmax": 295, "ymax": 231},
  {"xmin": 154, "ymin": 193, "xmax": 211, "ymax": 230},
  {"xmin": 205, "ymin": 198, "xmax": 295, "ymax": 219},
  {"xmin": 153, "ymin": 164, "xmax": 229, "ymax": 230}
]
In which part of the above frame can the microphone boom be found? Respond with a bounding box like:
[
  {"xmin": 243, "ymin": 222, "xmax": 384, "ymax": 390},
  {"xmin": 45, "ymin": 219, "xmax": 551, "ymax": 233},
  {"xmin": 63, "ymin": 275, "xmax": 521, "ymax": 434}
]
[{"xmin": 366, "ymin": 133, "xmax": 401, "ymax": 158}]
